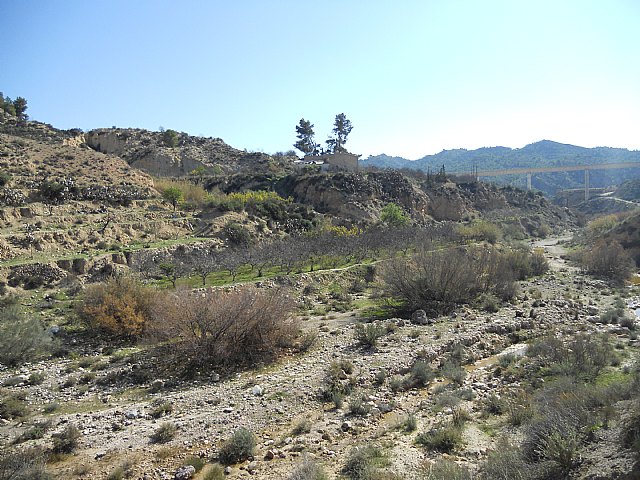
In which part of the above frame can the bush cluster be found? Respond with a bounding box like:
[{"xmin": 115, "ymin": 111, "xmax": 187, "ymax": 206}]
[
  {"xmin": 78, "ymin": 276, "xmax": 157, "ymax": 338},
  {"xmin": 218, "ymin": 428, "xmax": 256, "ymax": 465},
  {"xmin": 150, "ymin": 286, "xmax": 297, "ymax": 368},
  {"xmin": 382, "ymin": 245, "xmax": 543, "ymax": 316},
  {"xmin": 0, "ymin": 303, "xmax": 53, "ymax": 366}
]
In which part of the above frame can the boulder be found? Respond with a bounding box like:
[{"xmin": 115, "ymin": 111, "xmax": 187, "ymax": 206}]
[{"xmin": 411, "ymin": 309, "xmax": 430, "ymax": 325}]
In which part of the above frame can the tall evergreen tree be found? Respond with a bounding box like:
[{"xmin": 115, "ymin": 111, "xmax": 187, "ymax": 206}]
[
  {"xmin": 13, "ymin": 97, "xmax": 28, "ymax": 121},
  {"xmin": 293, "ymin": 118, "xmax": 319, "ymax": 155},
  {"xmin": 326, "ymin": 113, "xmax": 353, "ymax": 153}
]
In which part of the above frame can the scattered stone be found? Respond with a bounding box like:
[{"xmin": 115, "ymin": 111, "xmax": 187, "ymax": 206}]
[{"xmin": 174, "ymin": 465, "xmax": 196, "ymax": 480}]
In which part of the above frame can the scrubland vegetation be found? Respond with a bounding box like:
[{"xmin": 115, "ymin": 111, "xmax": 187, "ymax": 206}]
[{"xmin": 1, "ymin": 116, "xmax": 639, "ymax": 478}]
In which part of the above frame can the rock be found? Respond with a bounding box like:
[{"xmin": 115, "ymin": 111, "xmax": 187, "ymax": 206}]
[
  {"xmin": 515, "ymin": 310, "xmax": 525, "ymax": 318},
  {"xmin": 251, "ymin": 385, "xmax": 264, "ymax": 396},
  {"xmin": 411, "ymin": 309, "xmax": 430, "ymax": 325},
  {"xmin": 247, "ymin": 461, "xmax": 258, "ymax": 473},
  {"xmin": 124, "ymin": 409, "xmax": 139, "ymax": 419},
  {"xmin": 95, "ymin": 451, "xmax": 107, "ymax": 460},
  {"xmin": 224, "ymin": 466, "xmax": 233, "ymax": 475},
  {"xmin": 341, "ymin": 421, "xmax": 353, "ymax": 432},
  {"xmin": 174, "ymin": 465, "xmax": 196, "ymax": 480}
]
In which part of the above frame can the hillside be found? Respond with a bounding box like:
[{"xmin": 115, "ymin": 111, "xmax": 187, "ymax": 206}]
[
  {"xmin": 362, "ymin": 140, "xmax": 640, "ymax": 196},
  {"xmin": 85, "ymin": 128, "xmax": 296, "ymax": 177},
  {"xmin": 1, "ymin": 110, "xmax": 639, "ymax": 480}
]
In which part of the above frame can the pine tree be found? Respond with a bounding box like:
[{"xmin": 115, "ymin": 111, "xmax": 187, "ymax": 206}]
[
  {"xmin": 326, "ymin": 113, "xmax": 353, "ymax": 153},
  {"xmin": 293, "ymin": 118, "xmax": 319, "ymax": 155}
]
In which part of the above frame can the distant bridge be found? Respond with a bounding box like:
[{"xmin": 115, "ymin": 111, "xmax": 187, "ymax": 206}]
[{"xmin": 452, "ymin": 162, "xmax": 640, "ymax": 200}]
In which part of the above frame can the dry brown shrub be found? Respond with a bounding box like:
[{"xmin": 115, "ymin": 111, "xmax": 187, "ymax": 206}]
[
  {"xmin": 78, "ymin": 276, "xmax": 157, "ymax": 337},
  {"xmin": 149, "ymin": 286, "xmax": 298, "ymax": 367}
]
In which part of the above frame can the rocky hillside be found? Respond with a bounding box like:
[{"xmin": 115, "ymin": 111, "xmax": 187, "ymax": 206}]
[{"xmin": 85, "ymin": 128, "xmax": 296, "ymax": 177}]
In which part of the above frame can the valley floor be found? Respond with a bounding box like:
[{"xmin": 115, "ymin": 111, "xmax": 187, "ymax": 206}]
[{"xmin": 1, "ymin": 234, "xmax": 638, "ymax": 479}]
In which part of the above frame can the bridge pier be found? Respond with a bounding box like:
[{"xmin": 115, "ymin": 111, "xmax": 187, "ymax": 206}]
[
  {"xmin": 526, "ymin": 173, "xmax": 532, "ymax": 190},
  {"xmin": 584, "ymin": 169, "xmax": 590, "ymax": 201}
]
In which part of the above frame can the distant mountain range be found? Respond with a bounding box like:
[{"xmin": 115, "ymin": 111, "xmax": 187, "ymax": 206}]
[{"xmin": 360, "ymin": 140, "xmax": 640, "ymax": 196}]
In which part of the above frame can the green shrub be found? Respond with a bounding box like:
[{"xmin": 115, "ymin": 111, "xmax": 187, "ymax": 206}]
[
  {"xmin": 349, "ymin": 395, "xmax": 372, "ymax": 416},
  {"xmin": 420, "ymin": 459, "xmax": 471, "ymax": 480},
  {"xmin": 409, "ymin": 361, "xmax": 435, "ymax": 388},
  {"xmin": 13, "ymin": 420, "xmax": 52, "ymax": 444},
  {"xmin": 416, "ymin": 423, "xmax": 463, "ymax": 453},
  {"xmin": 150, "ymin": 422, "xmax": 176, "ymax": 444},
  {"xmin": 479, "ymin": 439, "xmax": 531, "ymax": 480},
  {"xmin": 0, "ymin": 391, "xmax": 29, "ymax": 420},
  {"xmin": 441, "ymin": 361, "xmax": 467, "ymax": 386},
  {"xmin": 218, "ymin": 427, "xmax": 256, "ymax": 465},
  {"xmin": 288, "ymin": 455, "xmax": 328, "ymax": 480},
  {"xmin": 0, "ymin": 171, "xmax": 11, "ymax": 187},
  {"xmin": 483, "ymin": 394, "xmax": 506, "ymax": 415},
  {"xmin": 354, "ymin": 323, "xmax": 386, "ymax": 349},
  {"xmin": 0, "ymin": 305, "xmax": 53, "ymax": 366},
  {"xmin": 150, "ymin": 400, "xmax": 173, "ymax": 419},
  {"xmin": 342, "ymin": 445, "xmax": 390, "ymax": 480},
  {"xmin": 320, "ymin": 360, "xmax": 356, "ymax": 402},
  {"xmin": 52, "ymin": 424, "xmax": 81, "ymax": 453},
  {"xmin": 185, "ymin": 456, "xmax": 206, "ymax": 472},
  {"xmin": 404, "ymin": 414, "xmax": 417, "ymax": 432}
]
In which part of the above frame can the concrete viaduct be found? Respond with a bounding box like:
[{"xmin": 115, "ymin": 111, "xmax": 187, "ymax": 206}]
[{"xmin": 453, "ymin": 162, "xmax": 640, "ymax": 200}]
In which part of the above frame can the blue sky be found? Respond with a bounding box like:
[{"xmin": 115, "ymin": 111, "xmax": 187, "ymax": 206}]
[{"xmin": 1, "ymin": 0, "xmax": 639, "ymax": 159}]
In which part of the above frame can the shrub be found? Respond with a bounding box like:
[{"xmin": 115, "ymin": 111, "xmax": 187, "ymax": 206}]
[
  {"xmin": 0, "ymin": 171, "xmax": 11, "ymax": 187},
  {"xmin": 292, "ymin": 418, "xmax": 312, "ymax": 436},
  {"xmin": 0, "ymin": 391, "xmax": 29, "ymax": 420},
  {"xmin": 202, "ymin": 464, "xmax": 225, "ymax": 480},
  {"xmin": 349, "ymin": 395, "xmax": 372, "ymax": 416},
  {"xmin": 478, "ymin": 293, "xmax": 501, "ymax": 312},
  {"xmin": 416, "ymin": 423, "xmax": 463, "ymax": 453},
  {"xmin": 150, "ymin": 400, "xmax": 173, "ymax": 419},
  {"xmin": 218, "ymin": 427, "xmax": 256, "ymax": 465},
  {"xmin": 479, "ymin": 439, "xmax": 531, "ymax": 480},
  {"xmin": 0, "ymin": 448, "xmax": 51, "ymax": 480},
  {"xmin": 150, "ymin": 422, "xmax": 176, "ymax": 444},
  {"xmin": 483, "ymin": 394, "xmax": 506, "ymax": 415},
  {"xmin": 14, "ymin": 420, "xmax": 52, "ymax": 444},
  {"xmin": 0, "ymin": 305, "xmax": 53, "ymax": 366},
  {"xmin": 151, "ymin": 286, "xmax": 297, "ymax": 368},
  {"xmin": 581, "ymin": 240, "xmax": 634, "ymax": 285},
  {"xmin": 622, "ymin": 400, "xmax": 640, "ymax": 455},
  {"xmin": 78, "ymin": 276, "xmax": 157, "ymax": 338},
  {"xmin": 382, "ymin": 245, "xmax": 525, "ymax": 316},
  {"xmin": 185, "ymin": 456, "xmax": 206, "ymax": 472},
  {"xmin": 342, "ymin": 445, "xmax": 390, "ymax": 480},
  {"xmin": 420, "ymin": 459, "xmax": 471, "ymax": 480},
  {"xmin": 52, "ymin": 424, "xmax": 81, "ymax": 453},
  {"xmin": 288, "ymin": 455, "xmax": 328, "ymax": 480},
  {"xmin": 409, "ymin": 361, "xmax": 435, "ymax": 388},
  {"xmin": 404, "ymin": 414, "xmax": 418, "ymax": 432},
  {"xmin": 441, "ymin": 361, "xmax": 467, "ymax": 386},
  {"xmin": 354, "ymin": 322, "xmax": 386, "ymax": 349},
  {"xmin": 223, "ymin": 221, "xmax": 253, "ymax": 247}
]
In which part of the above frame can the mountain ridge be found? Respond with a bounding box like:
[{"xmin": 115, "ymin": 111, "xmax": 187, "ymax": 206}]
[{"xmin": 362, "ymin": 140, "xmax": 640, "ymax": 195}]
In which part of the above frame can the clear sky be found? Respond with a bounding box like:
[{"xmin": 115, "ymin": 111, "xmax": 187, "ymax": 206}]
[{"xmin": 1, "ymin": 0, "xmax": 639, "ymax": 159}]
